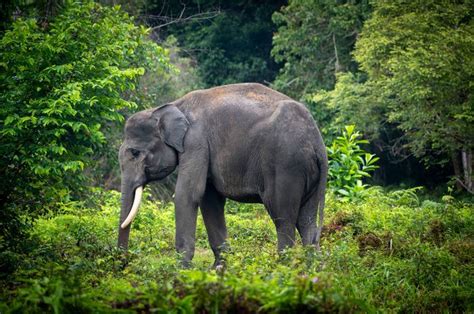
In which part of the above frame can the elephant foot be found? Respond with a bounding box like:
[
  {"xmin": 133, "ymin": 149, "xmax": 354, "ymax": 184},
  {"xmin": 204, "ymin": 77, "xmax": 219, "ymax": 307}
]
[
  {"xmin": 315, "ymin": 242, "xmax": 321, "ymax": 252},
  {"xmin": 212, "ymin": 257, "xmax": 226, "ymax": 269},
  {"xmin": 213, "ymin": 259, "xmax": 226, "ymax": 275},
  {"xmin": 211, "ymin": 242, "xmax": 230, "ymax": 270}
]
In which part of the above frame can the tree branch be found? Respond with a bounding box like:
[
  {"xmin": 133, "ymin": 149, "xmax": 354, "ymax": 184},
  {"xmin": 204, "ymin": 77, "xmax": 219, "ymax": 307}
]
[
  {"xmin": 146, "ymin": 9, "xmax": 221, "ymax": 30},
  {"xmin": 455, "ymin": 177, "xmax": 474, "ymax": 194}
]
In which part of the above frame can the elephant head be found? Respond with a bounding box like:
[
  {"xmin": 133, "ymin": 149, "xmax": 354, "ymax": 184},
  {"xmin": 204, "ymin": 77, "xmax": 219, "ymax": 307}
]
[{"xmin": 117, "ymin": 105, "xmax": 189, "ymax": 249}]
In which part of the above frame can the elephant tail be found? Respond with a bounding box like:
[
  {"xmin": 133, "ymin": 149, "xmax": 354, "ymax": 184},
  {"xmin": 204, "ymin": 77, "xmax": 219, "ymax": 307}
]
[{"xmin": 315, "ymin": 149, "xmax": 328, "ymax": 249}]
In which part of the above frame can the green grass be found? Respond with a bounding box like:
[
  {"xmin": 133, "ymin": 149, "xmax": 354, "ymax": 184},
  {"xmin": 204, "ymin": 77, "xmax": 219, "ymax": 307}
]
[{"xmin": 1, "ymin": 187, "xmax": 473, "ymax": 313}]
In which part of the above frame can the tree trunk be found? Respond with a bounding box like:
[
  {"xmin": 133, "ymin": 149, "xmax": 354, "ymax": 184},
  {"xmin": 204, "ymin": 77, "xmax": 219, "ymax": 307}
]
[
  {"xmin": 452, "ymin": 151, "xmax": 463, "ymax": 191},
  {"xmin": 461, "ymin": 150, "xmax": 473, "ymax": 193},
  {"xmin": 332, "ymin": 33, "xmax": 341, "ymax": 75}
]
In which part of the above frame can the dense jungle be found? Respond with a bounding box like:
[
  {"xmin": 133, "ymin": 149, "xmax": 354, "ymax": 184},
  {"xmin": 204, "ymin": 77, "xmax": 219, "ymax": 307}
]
[{"xmin": 0, "ymin": 0, "xmax": 473, "ymax": 312}]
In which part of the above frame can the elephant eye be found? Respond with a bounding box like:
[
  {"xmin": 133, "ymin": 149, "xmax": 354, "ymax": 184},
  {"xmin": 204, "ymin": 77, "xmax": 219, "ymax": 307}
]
[{"xmin": 130, "ymin": 148, "xmax": 140, "ymax": 158}]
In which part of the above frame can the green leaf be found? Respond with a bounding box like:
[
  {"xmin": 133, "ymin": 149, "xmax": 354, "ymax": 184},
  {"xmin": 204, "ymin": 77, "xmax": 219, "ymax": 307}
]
[
  {"xmin": 337, "ymin": 189, "xmax": 350, "ymax": 196},
  {"xmin": 345, "ymin": 125, "xmax": 355, "ymax": 136}
]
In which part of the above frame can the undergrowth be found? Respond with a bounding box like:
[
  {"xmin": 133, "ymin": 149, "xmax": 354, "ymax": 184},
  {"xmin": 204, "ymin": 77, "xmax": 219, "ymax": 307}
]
[{"xmin": 0, "ymin": 188, "xmax": 473, "ymax": 312}]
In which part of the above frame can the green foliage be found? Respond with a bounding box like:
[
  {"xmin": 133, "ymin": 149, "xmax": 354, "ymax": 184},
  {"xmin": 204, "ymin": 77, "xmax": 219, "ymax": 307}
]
[
  {"xmin": 302, "ymin": 1, "xmax": 473, "ymax": 187},
  {"xmin": 129, "ymin": 35, "xmax": 203, "ymax": 108},
  {"xmin": 0, "ymin": 1, "xmax": 171, "ymax": 262},
  {"xmin": 353, "ymin": 0, "xmax": 474, "ymax": 164},
  {"xmin": 0, "ymin": 0, "xmax": 67, "ymax": 33},
  {"xmin": 0, "ymin": 188, "xmax": 473, "ymax": 312},
  {"xmin": 149, "ymin": 0, "xmax": 285, "ymax": 87},
  {"xmin": 309, "ymin": 73, "xmax": 386, "ymax": 144},
  {"xmin": 271, "ymin": 0, "xmax": 371, "ymax": 98},
  {"xmin": 1, "ymin": 1, "xmax": 473, "ymax": 310},
  {"xmin": 328, "ymin": 125, "xmax": 379, "ymax": 201},
  {"xmin": 0, "ymin": 1, "xmax": 170, "ymax": 209}
]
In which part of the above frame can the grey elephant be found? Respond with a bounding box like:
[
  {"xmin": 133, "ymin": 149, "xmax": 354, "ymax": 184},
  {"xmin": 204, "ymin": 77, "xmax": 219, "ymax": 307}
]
[{"xmin": 118, "ymin": 83, "xmax": 328, "ymax": 267}]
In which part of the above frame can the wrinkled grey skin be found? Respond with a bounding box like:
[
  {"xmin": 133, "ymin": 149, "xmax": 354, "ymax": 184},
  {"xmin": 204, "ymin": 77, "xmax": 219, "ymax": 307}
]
[{"xmin": 118, "ymin": 83, "xmax": 328, "ymax": 267}]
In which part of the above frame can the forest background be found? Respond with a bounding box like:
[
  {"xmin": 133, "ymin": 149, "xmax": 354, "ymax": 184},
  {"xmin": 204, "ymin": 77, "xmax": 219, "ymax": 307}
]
[{"xmin": 0, "ymin": 0, "xmax": 473, "ymax": 312}]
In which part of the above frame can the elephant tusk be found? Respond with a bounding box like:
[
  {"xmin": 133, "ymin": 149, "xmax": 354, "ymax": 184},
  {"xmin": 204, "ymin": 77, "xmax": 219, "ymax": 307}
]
[{"xmin": 121, "ymin": 186, "xmax": 143, "ymax": 229}]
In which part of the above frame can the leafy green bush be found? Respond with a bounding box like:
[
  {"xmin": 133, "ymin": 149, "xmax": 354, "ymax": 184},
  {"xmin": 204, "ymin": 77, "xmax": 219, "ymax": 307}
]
[
  {"xmin": 0, "ymin": 1, "xmax": 170, "ymax": 207},
  {"xmin": 0, "ymin": 1, "xmax": 170, "ymax": 254},
  {"xmin": 327, "ymin": 125, "xmax": 379, "ymax": 201}
]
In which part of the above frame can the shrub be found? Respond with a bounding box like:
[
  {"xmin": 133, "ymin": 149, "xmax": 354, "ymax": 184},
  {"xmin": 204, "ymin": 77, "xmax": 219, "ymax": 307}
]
[
  {"xmin": 327, "ymin": 125, "xmax": 379, "ymax": 201},
  {"xmin": 0, "ymin": 1, "xmax": 170, "ymax": 207},
  {"xmin": 0, "ymin": 1, "xmax": 170, "ymax": 255}
]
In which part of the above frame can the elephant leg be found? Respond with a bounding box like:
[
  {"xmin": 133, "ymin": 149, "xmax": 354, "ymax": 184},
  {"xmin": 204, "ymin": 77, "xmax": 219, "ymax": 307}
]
[
  {"xmin": 200, "ymin": 184, "xmax": 227, "ymax": 267},
  {"xmin": 274, "ymin": 218, "xmax": 297, "ymax": 252},
  {"xmin": 264, "ymin": 175, "xmax": 303, "ymax": 252},
  {"xmin": 296, "ymin": 192, "xmax": 318, "ymax": 247},
  {"xmin": 174, "ymin": 156, "xmax": 208, "ymax": 267}
]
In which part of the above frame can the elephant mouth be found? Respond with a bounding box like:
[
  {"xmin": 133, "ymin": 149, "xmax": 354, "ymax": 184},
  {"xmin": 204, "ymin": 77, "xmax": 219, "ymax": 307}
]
[{"xmin": 145, "ymin": 166, "xmax": 176, "ymax": 181}]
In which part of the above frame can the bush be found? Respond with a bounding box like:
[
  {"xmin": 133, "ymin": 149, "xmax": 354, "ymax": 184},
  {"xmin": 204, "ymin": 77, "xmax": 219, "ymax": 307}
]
[
  {"xmin": 0, "ymin": 1, "xmax": 171, "ymax": 255},
  {"xmin": 327, "ymin": 125, "xmax": 379, "ymax": 201},
  {"xmin": 0, "ymin": 1, "xmax": 170, "ymax": 207}
]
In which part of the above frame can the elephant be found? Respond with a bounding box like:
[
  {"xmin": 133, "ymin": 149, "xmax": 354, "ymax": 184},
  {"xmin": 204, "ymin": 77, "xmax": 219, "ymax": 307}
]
[{"xmin": 118, "ymin": 83, "xmax": 328, "ymax": 267}]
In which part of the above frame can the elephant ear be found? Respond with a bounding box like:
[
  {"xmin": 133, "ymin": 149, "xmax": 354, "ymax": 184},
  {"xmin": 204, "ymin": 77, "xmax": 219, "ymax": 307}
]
[{"xmin": 152, "ymin": 105, "xmax": 190, "ymax": 153}]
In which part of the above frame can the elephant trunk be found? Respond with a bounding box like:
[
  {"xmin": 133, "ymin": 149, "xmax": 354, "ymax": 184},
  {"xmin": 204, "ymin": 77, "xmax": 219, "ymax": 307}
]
[{"xmin": 118, "ymin": 183, "xmax": 143, "ymax": 249}]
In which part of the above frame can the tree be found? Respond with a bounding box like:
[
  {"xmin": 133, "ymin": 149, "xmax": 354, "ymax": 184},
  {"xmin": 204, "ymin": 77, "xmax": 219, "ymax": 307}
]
[
  {"xmin": 271, "ymin": 0, "xmax": 371, "ymax": 98},
  {"xmin": 354, "ymin": 0, "xmax": 474, "ymax": 192},
  {"xmin": 146, "ymin": 0, "xmax": 285, "ymax": 87},
  {"xmin": 309, "ymin": 72, "xmax": 384, "ymax": 143},
  {"xmin": 0, "ymin": 1, "xmax": 171, "ymax": 249},
  {"xmin": 0, "ymin": 0, "xmax": 66, "ymax": 33}
]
